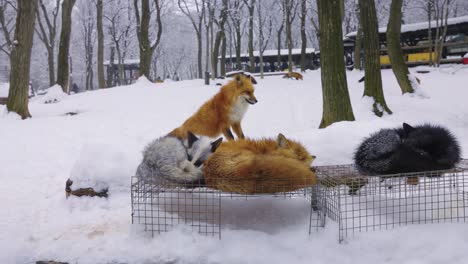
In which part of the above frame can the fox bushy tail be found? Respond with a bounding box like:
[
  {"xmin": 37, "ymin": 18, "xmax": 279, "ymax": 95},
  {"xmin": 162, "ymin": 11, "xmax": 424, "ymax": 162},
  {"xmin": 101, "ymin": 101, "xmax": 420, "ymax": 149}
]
[{"xmin": 205, "ymin": 154, "xmax": 316, "ymax": 194}]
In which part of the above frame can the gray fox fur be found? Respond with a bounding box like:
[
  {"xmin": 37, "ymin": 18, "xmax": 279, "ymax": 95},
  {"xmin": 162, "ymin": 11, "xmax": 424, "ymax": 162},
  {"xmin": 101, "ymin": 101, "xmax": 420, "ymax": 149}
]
[
  {"xmin": 354, "ymin": 123, "xmax": 461, "ymax": 175},
  {"xmin": 136, "ymin": 132, "xmax": 222, "ymax": 187}
]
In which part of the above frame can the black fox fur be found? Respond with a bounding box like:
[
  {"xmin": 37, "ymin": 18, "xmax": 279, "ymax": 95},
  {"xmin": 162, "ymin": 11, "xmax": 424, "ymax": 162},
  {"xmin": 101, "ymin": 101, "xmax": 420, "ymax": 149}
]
[{"xmin": 354, "ymin": 123, "xmax": 461, "ymax": 176}]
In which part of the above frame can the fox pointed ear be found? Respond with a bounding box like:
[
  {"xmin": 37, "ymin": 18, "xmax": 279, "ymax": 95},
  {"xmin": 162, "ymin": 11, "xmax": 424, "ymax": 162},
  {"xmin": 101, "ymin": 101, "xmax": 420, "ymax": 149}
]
[
  {"xmin": 402, "ymin": 123, "xmax": 414, "ymax": 136},
  {"xmin": 277, "ymin": 133, "xmax": 289, "ymax": 148},
  {"xmin": 235, "ymin": 74, "xmax": 243, "ymax": 86},
  {"xmin": 187, "ymin": 131, "xmax": 199, "ymax": 148},
  {"xmin": 211, "ymin": 137, "xmax": 223, "ymax": 152},
  {"xmin": 249, "ymin": 75, "xmax": 257, "ymax": 84}
]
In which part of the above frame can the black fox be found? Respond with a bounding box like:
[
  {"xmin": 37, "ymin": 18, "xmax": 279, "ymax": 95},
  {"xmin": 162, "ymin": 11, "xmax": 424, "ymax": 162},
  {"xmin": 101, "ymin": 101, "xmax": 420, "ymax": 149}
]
[{"xmin": 354, "ymin": 123, "xmax": 461, "ymax": 176}]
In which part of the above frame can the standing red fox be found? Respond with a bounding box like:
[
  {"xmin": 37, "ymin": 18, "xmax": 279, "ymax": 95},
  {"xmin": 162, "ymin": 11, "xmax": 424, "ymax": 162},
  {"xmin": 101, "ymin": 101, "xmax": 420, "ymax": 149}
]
[
  {"xmin": 283, "ymin": 72, "xmax": 303, "ymax": 80},
  {"xmin": 203, "ymin": 134, "xmax": 317, "ymax": 194},
  {"xmin": 169, "ymin": 74, "xmax": 257, "ymax": 140}
]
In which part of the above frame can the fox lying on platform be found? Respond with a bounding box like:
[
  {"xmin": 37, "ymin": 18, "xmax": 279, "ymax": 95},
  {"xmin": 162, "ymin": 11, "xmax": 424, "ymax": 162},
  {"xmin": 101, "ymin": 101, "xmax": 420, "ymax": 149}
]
[
  {"xmin": 136, "ymin": 131, "xmax": 222, "ymax": 187},
  {"xmin": 282, "ymin": 72, "xmax": 303, "ymax": 80},
  {"xmin": 169, "ymin": 74, "xmax": 258, "ymax": 141},
  {"xmin": 354, "ymin": 123, "xmax": 461, "ymax": 185},
  {"xmin": 203, "ymin": 133, "xmax": 317, "ymax": 194}
]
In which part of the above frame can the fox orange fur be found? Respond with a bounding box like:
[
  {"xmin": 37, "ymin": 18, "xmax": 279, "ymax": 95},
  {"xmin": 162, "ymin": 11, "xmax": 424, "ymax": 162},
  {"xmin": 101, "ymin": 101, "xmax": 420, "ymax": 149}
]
[
  {"xmin": 283, "ymin": 72, "xmax": 303, "ymax": 80},
  {"xmin": 169, "ymin": 74, "xmax": 257, "ymax": 141},
  {"xmin": 203, "ymin": 134, "xmax": 317, "ymax": 194}
]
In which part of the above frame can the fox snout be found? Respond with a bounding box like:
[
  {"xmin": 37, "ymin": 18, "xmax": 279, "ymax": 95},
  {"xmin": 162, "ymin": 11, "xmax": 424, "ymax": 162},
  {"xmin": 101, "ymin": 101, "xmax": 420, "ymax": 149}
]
[{"xmin": 245, "ymin": 95, "xmax": 258, "ymax": 105}]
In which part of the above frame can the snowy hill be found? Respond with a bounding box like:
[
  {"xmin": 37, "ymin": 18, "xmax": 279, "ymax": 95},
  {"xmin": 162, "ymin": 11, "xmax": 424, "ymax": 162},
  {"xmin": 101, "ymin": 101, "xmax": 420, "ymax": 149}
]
[{"xmin": 2, "ymin": 67, "xmax": 468, "ymax": 263}]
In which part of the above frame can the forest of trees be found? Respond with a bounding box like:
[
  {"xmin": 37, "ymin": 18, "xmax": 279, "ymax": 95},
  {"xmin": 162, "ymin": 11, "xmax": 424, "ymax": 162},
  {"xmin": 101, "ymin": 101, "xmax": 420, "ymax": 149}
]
[
  {"xmin": 1, "ymin": 0, "xmax": 467, "ymax": 89},
  {"xmin": 1, "ymin": 0, "xmax": 467, "ymax": 121}
]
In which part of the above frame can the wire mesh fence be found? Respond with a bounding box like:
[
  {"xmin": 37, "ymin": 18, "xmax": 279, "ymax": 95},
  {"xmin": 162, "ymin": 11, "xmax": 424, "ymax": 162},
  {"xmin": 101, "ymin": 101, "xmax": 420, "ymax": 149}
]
[
  {"xmin": 131, "ymin": 176, "xmax": 323, "ymax": 238},
  {"xmin": 131, "ymin": 160, "xmax": 468, "ymax": 242},
  {"xmin": 314, "ymin": 159, "xmax": 468, "ymax": 242}
]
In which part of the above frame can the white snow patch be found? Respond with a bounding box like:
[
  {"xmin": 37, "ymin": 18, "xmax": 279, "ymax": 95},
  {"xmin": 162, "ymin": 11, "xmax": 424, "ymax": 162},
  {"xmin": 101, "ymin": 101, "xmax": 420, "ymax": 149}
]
[
  {"xmin": 408, "ymin": 74, "xmax": 430, "ymax": 99},
  {"xmin": 40, "ymin": 84, "xmax": 68, "ymax": 104},
  {"xmin": 69, "ymin": 143, "xmax": 136, "ymax": 192},
  {"xmin": 1, "ymin": 65, "xmax": 468, "ymax": 263}
]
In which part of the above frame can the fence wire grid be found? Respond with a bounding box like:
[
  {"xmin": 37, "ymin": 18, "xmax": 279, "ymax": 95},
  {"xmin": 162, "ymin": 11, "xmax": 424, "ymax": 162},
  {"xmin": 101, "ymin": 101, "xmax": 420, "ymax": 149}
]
[
  {"xmin": 131, "ymin": 160, "xmax": 468, "ymax": 242},
  {"xmin": 131, "ymin": 177, "xmax": 323, "ymax": 239},
  {"xmin": 314, "ymin": 159, "xmax": 468, "ymax": 242}
]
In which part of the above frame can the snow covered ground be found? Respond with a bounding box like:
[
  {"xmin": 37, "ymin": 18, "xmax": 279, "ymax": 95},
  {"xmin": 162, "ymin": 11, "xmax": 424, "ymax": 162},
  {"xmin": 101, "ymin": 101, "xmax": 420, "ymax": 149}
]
[{"xmin": 2, "ymin": 66, "xmax": 468, "ymax": 263}]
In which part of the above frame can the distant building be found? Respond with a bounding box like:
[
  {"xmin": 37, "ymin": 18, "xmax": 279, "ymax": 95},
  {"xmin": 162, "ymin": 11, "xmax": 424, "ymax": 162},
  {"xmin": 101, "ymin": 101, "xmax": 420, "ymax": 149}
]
[
  {"xmin": 104, "ymin": 58, "xmax": 140, "ymax": 87},
  {"xmin": 219, "ymin": 48, "xmax": 319, "ymax": 74},
  {"xmin": 346, "ymin": 15, "xmax": 468, "ymax": 66}
]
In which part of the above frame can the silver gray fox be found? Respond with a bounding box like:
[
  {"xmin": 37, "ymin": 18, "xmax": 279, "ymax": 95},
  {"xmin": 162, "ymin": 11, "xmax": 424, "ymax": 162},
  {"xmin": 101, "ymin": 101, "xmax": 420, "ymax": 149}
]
[{"xmin": 136, "ymin": 131, "xmax": 222, "ymax": 187}]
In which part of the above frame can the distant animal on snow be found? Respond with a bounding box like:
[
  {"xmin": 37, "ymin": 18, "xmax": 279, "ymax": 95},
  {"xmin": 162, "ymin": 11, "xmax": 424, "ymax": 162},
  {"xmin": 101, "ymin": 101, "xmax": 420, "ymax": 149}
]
[
  {"xmin": 136, "ymin": 131, "xmax": 222, "ymax": 187},
  {"xmin": 203, "ymin": 133, "xmax": 317, "ymax": 194},
  {"xmin": 169, "ymin": 74, "xmax": 258, "ymax": 141},
  {"xmin": 354, "ymin": 123, "xmax": 461, "ymax": 184},
  {"xmin": 282, "ymin": 72, "xmax": 303, "ymax": 80}
]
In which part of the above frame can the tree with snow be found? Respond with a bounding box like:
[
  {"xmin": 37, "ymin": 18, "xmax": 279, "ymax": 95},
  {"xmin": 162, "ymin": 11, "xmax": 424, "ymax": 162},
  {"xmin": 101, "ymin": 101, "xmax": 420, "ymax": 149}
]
[
  {"xmin": 317, "ymin": 0, "xmax": 355, "ymax": 128},
  {"xmin": 7, "ymin": 0, "xmax": 37, "ymax": 119},
  {"xmin": 96, "ymin": 0, "xmax": 105, "ymax": 88},
  {"xmin": 359, "ymin": 0, "xmax": 392, "ymax": 116},
  {"xmin": 0, "ymin": 0, "xmax": 16, "ymax": 59},
  {"xmin": 134, "ymin": 0, "xmax": 163, "ymax": 79},
  {"xmin": 56, "ymin": 0, "xmax": 77, "ymax": 93},
  {"xmin": 35, "ymin": 0, "xmax": 60, "ymax": 87},
  {"xmin": 178, "ymin": 0, "xmax": 205, "ymax": 79},
  {"xmin": 387, "ymin": 0, "xmax": 414, "ymax": 94}
]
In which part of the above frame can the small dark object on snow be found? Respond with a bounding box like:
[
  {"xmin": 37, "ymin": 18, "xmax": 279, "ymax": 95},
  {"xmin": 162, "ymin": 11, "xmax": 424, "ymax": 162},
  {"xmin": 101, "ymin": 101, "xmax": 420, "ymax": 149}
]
[
  {"xmin": 416, "ymin": 70, "xmax": 430, "ymax": 74},
  {"xmin": 36, "ymin": 261, "xmax": 68, "ymax": 264},
  {"xmin": 65, "ymin": 112, "xmax": 78, "ymax": 116},
  {"xmin": 44, "ymin": 98, "xmax": 59, "ymax": 104},
  {"xmin": 354, "ymin": 123, "xmax": 461, "ymax": 179},
  {"xmin": 65, "ymin": 179, "xmax": 108, "ymax": 198}
]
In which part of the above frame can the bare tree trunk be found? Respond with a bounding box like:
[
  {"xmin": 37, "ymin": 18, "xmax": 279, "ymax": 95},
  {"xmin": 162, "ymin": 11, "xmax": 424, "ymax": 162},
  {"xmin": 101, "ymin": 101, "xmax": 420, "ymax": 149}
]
[
  {"xmin": 257, "ymin": 0, "xmax": 272, "ymax": 78},
  {"xmin": 178, "ymin": 0, "xmax": 204, "ymax": 78},
  {"xmin": 56, "ymin": 0, "xmax": 76, "ymax": 93},
  {"xmin": 427, "ymin": 0, "xmax": 433, "ymax": 66},
  {"xmin": 434, "ymin": 0, "xmax": 441, "ymax": 67},
  {"xmin": 300, "ymin": 0, "xmax": 307, "ymax": 71},
  {"xmin": 230, "ymin": 0, "xmax": 243, "ymax": 71},
  {"xmin": 317, "ymin": 0, "xmax": 355, "ymax": 128},
  {"xmin": 134, "ymin": 0, "xmax": 163, "ymax": 79},
  {"xmin": 221, "ymin": 34, "xmax": 226, "ymax": 76},
  {"xmin": 7, "ymin": 0, "xmax": 37, "ymax": 119},
  {"xmin": 35, "ymin": 0, "xmax": 59, "ymax": 87},
  {"xmin": 0, "ymin": 1, "xmax": 14, "ymax": 58},
  {"xmin": 197, "ymin": 31, "xmax": 203, "ymax": 76},
  {"xmin": 213, "ymin": 0, "xmax": 228, "ymax": 78},
  {"xmin": 107, "ymin": 46, "xmax": 115, "ymax": 87},
  {"xmin": 359, "ymin": 0, "xmax": 391, "ymax": 116},
  {"xmin": 209, "ymin": 0, "xmax": 215, "ymax": 79},
  {"xmin": 285, "ymin": 0, "xmax": 292, "ymax": 72},
  {"xmin": 205, "ymin": 21, "xmax": 210, "ymax": 76},
  {"xmin": 244, "ymin": 0, "xmax": 256, "ymax": 73},
  {"xmin": 436, "ymin": 0, "xmax": 450, "ymax": 67},
  {"xmin": 235, "ymin": 25, "xmax": 241, "ymax": 70},
  {"xmin": 277, "ymin": 25, "xmax": 283, "ymax": 70},
  {"xmin": 354, "ymin": 22, "xmax": 362, "ymax": 70},
  {"xmin": 387, "ymin": 0, "xmax": 414, "ymax": 94},
  {"xmin": 46, "ymin": 48, "xmax": 54, "ymax": 85},
  {"xmin": 97, "ymin": 0, "xmax": 105, "ymax": 88}
]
